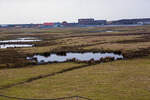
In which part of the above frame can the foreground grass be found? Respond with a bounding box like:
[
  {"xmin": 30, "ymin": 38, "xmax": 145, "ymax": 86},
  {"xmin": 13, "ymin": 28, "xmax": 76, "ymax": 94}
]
[
  {"xmin": 1, "ymin": 57, "xmax": 150, "ymax": 100},
  {"xmin": 0, "ymin": 62, "xmax": 86, "ymax": 89},
  {"xmin": 0, "ymin": 97, "xmax": 17, "ymax": 100}
]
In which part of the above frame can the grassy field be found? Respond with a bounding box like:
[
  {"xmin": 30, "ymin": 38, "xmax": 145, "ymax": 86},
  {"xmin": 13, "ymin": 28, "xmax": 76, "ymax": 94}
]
[
  {"xmin": 0, "ymin": 63, "xmax": 86, "ymax": 89},
  {"xmin": 0, "ymin": 26, "xmax": 150, "ymax": 100},
  {"xmin": 1, "ymin": 25, "xmax": 150, "ymax": 68},
  {"xmin": 1, "ymin": 57, "xmax": 150, "ymax": 100}
]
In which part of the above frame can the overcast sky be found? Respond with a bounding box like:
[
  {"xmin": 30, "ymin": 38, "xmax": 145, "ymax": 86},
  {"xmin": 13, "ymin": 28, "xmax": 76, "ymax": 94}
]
[{"xmin": 0, "ymin": 0, "xmax": 150, "ymax": 24}]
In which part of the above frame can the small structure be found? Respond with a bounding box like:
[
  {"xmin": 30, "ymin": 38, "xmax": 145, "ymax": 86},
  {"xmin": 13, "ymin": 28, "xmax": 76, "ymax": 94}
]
[{"xmin": 62, "ymin": 21, "xmax": 79, "ymax": 27}]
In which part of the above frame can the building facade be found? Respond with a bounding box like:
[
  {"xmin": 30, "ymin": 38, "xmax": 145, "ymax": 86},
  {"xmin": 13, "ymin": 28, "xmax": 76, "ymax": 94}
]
[{"xmin": 78, "ymin": 18, "xmax": 106, "ymax": 25}]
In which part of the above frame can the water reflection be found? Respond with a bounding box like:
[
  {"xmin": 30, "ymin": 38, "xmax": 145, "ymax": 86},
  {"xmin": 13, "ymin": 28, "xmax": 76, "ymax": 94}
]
[
  {"xmin": 28, "ymin": 52, "xmax": 123, "ymax": 63},
  {"xmin": 0, "ymin": 44, "xmax": 33, "ymax": 48},
  {"xmin": 0, "ymin": 37, "xmax": 41, "ymax": 43}
]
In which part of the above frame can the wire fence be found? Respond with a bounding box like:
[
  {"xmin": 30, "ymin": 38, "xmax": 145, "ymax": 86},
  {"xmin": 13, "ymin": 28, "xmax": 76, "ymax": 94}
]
[{"xmin": 0, "ymin": 94, "xmax": 92, "ymax": 100}]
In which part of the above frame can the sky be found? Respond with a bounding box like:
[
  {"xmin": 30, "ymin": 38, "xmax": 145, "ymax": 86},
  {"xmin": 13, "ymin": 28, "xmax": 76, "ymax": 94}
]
[{"xmin": 0, "ymin": 0, "xmax": 150, "ymax": 24}]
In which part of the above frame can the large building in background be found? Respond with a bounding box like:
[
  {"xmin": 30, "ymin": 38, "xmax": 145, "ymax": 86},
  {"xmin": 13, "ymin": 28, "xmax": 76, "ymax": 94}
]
[
  {"xmin": 111, "ymin": 18, "xmax": 150, "ymax": 25},
  {"xmin": 78, "ymin": 18, "xmax": 107, "ymax": 25},
  {"xmin": 78, "ymin": 18, "xmax": 95, "ymax": 25},
  {"xmin": 94, "ymin": 20, "xmax": 107, "ymax": 25},
  {"xmin": 1, "ymin": 18, "xmax": 150, "ymax": 29}
]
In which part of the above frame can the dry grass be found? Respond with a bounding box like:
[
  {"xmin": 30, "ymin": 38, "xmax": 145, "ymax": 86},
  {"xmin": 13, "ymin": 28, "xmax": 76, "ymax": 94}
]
[
  {"xmin": 0, "ymin": 62, "xmax": 85, "ymax": 89},
  {"xmin": 1, "ymin": 56, "xmax": 150, "ymax": 100},
  {"xmin": 1, "ymin": 26, "xmax": 150, "ymax": 99}
]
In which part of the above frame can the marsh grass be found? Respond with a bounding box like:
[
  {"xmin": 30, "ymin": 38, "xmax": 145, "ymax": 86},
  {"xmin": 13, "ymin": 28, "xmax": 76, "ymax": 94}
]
[
  {"xmin": 1, "ymin": 26, "xmax": 150, "ymax": 99},
  {"xmin": 0, "ymin": 62, "xmax": 85, "ymax": 89},
  {"xmin": 1, "ymin": 56, "xmax": 150, "ymax": 100}
]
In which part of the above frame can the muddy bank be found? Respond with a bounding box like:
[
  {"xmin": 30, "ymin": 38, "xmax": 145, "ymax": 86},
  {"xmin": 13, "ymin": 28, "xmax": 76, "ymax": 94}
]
[
  {"xmin": 122, "ymin": 47, "xmax": 150, "ymax": 59},
  {"xmin": 0, "ymin": 49, "xmax": 33, "ymax": 69}
]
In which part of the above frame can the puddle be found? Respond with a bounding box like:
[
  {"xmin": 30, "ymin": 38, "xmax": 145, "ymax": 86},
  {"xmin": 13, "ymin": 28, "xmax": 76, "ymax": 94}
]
[
  {"xmin": 106, "ymin": 30, "xmax": 116, "ymax": 32},
  {"xmin": 27, "ymin": 52, "xmax": 123, "ymax": 63},
  {"xmin": 83, "ymin": 30, "xmax": 119, "ymax": 33},
  {"xmin": 0, "ymin": 44, "xmax": 33, "ymax": 48},
  {"xmin": 0, "ymin": 37, "xmax": 41, "ymax": 43},
  {"xmin": 103, "ymin": 30, "xmax": 119, "ymax": 33}
]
